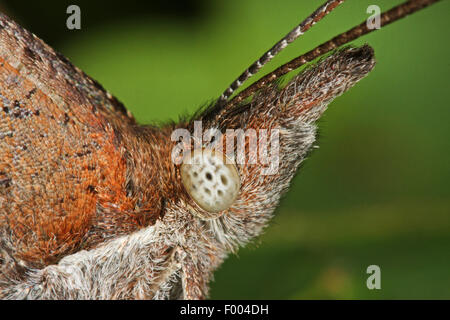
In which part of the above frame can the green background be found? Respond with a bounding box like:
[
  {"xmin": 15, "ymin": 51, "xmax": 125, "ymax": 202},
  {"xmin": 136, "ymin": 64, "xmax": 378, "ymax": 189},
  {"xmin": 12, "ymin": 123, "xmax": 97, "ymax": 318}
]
[{"xmin": 2, "ymin": 0, "xmax": 449, "ymax": 299}]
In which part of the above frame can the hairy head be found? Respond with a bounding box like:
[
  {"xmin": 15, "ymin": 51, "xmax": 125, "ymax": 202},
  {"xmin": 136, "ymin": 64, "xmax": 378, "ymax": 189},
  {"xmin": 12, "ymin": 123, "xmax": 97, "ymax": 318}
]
[{"xmin": 168, "ymin": 45, "xmax": 376, "ymax": 250}]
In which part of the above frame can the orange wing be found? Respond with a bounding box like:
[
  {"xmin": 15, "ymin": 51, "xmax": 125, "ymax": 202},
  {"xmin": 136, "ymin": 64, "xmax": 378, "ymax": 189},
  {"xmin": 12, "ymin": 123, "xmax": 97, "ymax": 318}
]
[{"xmin": 0, "ymin": 13, "xmax": 138, "ymax": 267}]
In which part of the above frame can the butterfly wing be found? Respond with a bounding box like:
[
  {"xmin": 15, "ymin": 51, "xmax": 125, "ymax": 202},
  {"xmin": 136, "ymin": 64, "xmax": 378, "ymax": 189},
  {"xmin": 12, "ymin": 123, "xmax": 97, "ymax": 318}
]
[{"xmin": 0, "ymin": 13, "xmax": 139, "ymax": 268}]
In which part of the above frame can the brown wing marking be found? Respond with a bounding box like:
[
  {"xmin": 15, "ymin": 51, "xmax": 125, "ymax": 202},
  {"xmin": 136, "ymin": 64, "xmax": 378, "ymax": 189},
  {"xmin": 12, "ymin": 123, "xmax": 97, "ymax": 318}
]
[
  {"xmin": 0, "ymin": 12, "xmax": 135, "ymax": 132},
  {"xmin": 0, "ymin": 56, "xmax": 136, "ymax": 267},
  {"xmin": 0, "ymin": 17, "xmax": 139, "ymax": 266}
]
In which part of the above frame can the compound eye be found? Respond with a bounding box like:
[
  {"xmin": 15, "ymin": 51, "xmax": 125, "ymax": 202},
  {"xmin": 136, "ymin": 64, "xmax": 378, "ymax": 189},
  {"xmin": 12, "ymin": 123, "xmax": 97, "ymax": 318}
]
[{"xmin": 180, "ymin": 149, "xmax": 240, "ymax": 214}]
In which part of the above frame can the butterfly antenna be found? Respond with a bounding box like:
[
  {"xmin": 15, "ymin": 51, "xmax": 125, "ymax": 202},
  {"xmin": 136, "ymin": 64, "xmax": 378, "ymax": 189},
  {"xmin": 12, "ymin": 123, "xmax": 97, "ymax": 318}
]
[
  {"xmin": 217, "ymin": 0, "xmax": 346, "ymax": 104},
  {"xmin": 230, "ymin": 0, "xmax": 441, "ymax": 106}
]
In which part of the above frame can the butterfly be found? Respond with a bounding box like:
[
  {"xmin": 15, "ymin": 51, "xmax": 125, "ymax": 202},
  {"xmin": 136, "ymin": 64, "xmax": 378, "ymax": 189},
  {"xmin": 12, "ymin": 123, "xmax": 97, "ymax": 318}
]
[{"xmin": 0, "ymin": 0, "xmax": 440, "ymax": 299}]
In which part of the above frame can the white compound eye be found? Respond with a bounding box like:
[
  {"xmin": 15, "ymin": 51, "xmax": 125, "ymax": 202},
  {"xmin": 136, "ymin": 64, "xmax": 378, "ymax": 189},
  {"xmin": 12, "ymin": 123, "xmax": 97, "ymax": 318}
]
[{"xmin": 180, "ymin": 149, "xmax": 240, "ymax": 214}]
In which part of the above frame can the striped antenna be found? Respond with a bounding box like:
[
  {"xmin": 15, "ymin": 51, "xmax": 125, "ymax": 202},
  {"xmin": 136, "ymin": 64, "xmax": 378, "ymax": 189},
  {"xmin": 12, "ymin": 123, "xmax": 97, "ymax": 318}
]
[
  {"xmin": 217, "ymin": 0, "xmax": 345, "ymax": 104},
  {"xmin": 228, "ymin": 0, "xmax": 441, "ymax": 106}
]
